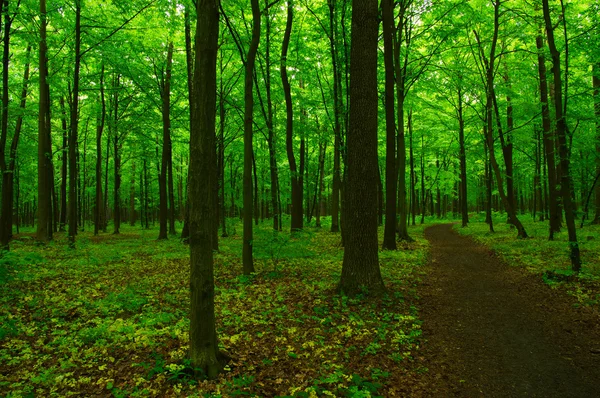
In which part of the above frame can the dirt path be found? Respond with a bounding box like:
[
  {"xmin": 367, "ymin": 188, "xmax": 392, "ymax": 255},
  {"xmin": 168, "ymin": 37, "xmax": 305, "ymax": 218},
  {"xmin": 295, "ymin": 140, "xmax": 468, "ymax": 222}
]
[{"xmin": 418, "ymin": 224, "xmax": 600, "ymax": 397}]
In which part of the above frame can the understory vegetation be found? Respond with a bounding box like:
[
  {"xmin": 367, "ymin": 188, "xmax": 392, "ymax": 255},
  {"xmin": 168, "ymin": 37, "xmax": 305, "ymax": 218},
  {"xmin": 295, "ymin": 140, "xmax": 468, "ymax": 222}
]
[
  {"xmin": 457, "ymin": 214, "xmax": 600, "ymax": 307},
  {"xmin": 1, "ymin": 218, "xmax": 430, "ymax": 397}
]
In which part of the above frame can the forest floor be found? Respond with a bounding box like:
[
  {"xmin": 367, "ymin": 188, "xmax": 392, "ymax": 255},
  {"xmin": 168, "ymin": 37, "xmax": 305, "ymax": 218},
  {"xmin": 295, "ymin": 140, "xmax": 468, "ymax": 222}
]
[
  {"xmin": 418, "ymin": 223, "xmax": 600, "ymax": 397},
  {"xmin": 2, "ymin": 217, "xmax": 600, "ymax": 397}
]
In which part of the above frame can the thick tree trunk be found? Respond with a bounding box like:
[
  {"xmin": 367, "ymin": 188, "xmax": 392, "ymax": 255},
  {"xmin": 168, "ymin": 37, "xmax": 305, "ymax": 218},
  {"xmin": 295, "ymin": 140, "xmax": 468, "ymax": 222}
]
[
  {"xmin": 339, "ymin": 0, "xmax": 385, "ymax": 296},
  {"xmin": 189, "ymin": 0, "xmax": 227, "ymax": 379},
  {"xmin": 542, "ymin": 0, "xmax": 581, "ymax": 272},
  {"xmin": 243, "ymin": 0, "xmax": 260, "ymax": 274}
]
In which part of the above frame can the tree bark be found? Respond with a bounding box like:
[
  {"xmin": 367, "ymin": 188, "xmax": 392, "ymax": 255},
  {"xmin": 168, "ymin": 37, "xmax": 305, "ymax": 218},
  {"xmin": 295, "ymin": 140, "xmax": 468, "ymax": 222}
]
[
  {"xmin": 593, "ymin": 63, "xmax": 600, "ymax": 224},
  {"xmin": 158, "ymin": 43, "xmax": 174, "ymax": 240},
  {"xmin": 282, "ymin": 0, "xmax": 302, "ymax": 232},
  {"xmin": 0, "ymin": 44, "xmax": 29, "ymax": 249},
  {"xmin": 37, "ymin": 0, "xmax": 53, "ymax": 243},
  {"xmin": 458, "ymin": 84, "xmax": 468, "ymax": 227},
  {"xmin": 243, "ymin": 0, "xmax": 260, "ymax": 274},
  {"xmin": 381, "ymin": 0, "xmax": 398, "ymax": 250},
  {"xmin": 536, "ymin": 34, "xmax": 561, "ymax": 237},
  {"xmin": 328, "ymin": 0, "xmax": 341, "ymax": 233},
  {"xmin": 339, "ymin": 0, "xmax": 385, "ymax": 296},
  {"xmin": 189, "ymin": 0, "xmax": 227, "ymax": 379},
  {"xmin": 542, "ymin": 0, "xmax": 581, "ymax": 272},
  {"xmin": 68, "ymin": 0, "xmax": 82, "ymax": 246}
]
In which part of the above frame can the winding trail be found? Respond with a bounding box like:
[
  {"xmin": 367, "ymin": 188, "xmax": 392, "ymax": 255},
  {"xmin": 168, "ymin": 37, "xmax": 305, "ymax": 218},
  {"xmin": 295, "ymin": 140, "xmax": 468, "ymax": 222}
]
[{"xmin": 418, "ymin": 223, "xmax": 600, "ymax": 397}]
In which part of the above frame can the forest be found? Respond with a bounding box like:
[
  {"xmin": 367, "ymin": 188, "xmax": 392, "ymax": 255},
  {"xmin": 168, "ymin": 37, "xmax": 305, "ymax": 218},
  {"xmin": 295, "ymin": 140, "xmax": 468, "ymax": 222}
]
[{"xmin": 1, "ymin": 0, "xmax": 600, "ymax": 396}]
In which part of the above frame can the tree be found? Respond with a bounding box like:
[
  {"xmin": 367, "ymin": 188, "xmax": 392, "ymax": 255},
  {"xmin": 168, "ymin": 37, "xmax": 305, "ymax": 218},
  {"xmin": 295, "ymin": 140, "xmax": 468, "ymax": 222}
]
[
  {"xmin": 189, "ymin": 0, "xmax": 227, "ymax": 378},
  {"xmin": 381, "ymin": 0, "xmax": 397, "ymax": 250},
  {"xmin": 158, "ymin": 42, "xmax": 174, "ymax": 240},
  {"xmin": 282, "ymin": 0, "xmax": 302, "ymax": 232},
  {"xmin": 339, "ymin": 0, "xmax": 385, "ymax": 296},
  {"xmin": 37, "ymin": 0, "xmax": 52, "ymax": 243},
  {"xmin": 243, "ymin": 0, "xmax": 261, "ymax": 275},
  {"xmin": 68, "ymin": 0, "xmax": 82, "ymax": 246},
  {"xmin": 542, "ymin": 0, "xmax": 581, "ymax": 272}
]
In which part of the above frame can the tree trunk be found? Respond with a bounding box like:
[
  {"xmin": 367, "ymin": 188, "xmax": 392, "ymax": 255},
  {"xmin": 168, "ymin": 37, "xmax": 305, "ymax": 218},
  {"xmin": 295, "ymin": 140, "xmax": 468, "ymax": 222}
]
[
  {"xmin": 112, "ymin": 75, "xmax": 121, "ymax": 235},
  {"xmin": 0, "ymin": 44, "xmax": 29, "ymax": 249},
  {"xmin": 475, "ymin": 3, "xmax": 526, "ymax": 239},
  {"xmin": 189, "ymin": 0, "xmax": 227, "ymax": 379},
  {"xmin": 243, "ymin": 0, "xmax": 260, "ymax": 274},
  {"xmin": 542, "ymin": 0, "xmax": 581, "ymax": 272},
  {"xmin": 339, "ymin": 0, "xmax": 385, "ymax": 296},
  {"xmin": 381, "ymin": 0, "xmax": 396, "ymax": 249},
  {"xmin": 328, "ymin": 0, "xmax": 341, "ymax": 233},
  {"xmin": 593, "ymin": 63, "xmax": 600, "ymax": 224},
  {"xmin": 67, "ymin": 0, "xmax": 82, "ymax": 245},
  {"xmin": 37, "ymin": 0, "xmax": 52, "ymax": 243},
  {"xmin": 158, "ymin": 43, "xmax": 174, "ymax": 240},
  {"xmin": 458, "ymin": 85, "xmax": 468, "ymax": 227},
  {"xmin": 282, "ymin": 0, "xmax": 302, "ymax": 232}
]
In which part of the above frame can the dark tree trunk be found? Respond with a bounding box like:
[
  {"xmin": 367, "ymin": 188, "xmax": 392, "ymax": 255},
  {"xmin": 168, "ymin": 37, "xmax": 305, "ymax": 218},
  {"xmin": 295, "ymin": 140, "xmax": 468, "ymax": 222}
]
[
  {"xmin": 409, "ymin": 111, "xmax": 416, "ymax": 226},
  {"xmin": 0, "ymin": 44, "xmax": 29, "ymax": 249},
  {"xmin": 458, "ymin": 85, "xmax": 468, "ymax": 227},
  {"xmin": 381, "ymin": 0, "xmax": 397, "ymax": 249},
  {"xmin": 328, "ymin": 0, "xmax": 341, "ymax": 233},
  {"xmin": 593, "ymin": 63, "xmax": 600, "ymax": 224},
  {"xmin": 282, "ymin": 0, "xmax": 302, "ymax": 232},
  {"xmin": 37, "ymin": 0, "xmax": 52, "ymax": 243},
  {"xmin": 243, "ymin": 0, "xmax": 260, "ymax": 274},
  {"xmin": 189, "ymin": 0, "xmax": 227, "ymax": 379},
  {"xmin": 542, "ymin": 0, "xmax": 581, "ymax": 272},
  {"xmin": 59, "ymin": 97, "xmax": 68, "ymax": 231},
  {"xmin": 475, "ymin": 3, "xmax": 527, "ymax": 239},
  {"xmin": 158, "ymin": 43, "xmax": 174, "ymax": 240},
  {"xmin": 112, "ymin": 75, "xmax": 121, "ymax": 235},
  {"xmin": 130, "ymin": 162, "xmax": 136, "ymax": 226},
  {"xmin": 339, "ymin": 0, "xmax": 385, "ymax": 296},
  {"xmin": 68, "ymin": 0, "xmax": 81, "ymax": 246},
  {"xmin": 536, "ymin": 34, "xmax": 561, "ymax": 237},
  {"xmin": 264, "ymin": 0, "xmax": 280, "ymax": 231}
]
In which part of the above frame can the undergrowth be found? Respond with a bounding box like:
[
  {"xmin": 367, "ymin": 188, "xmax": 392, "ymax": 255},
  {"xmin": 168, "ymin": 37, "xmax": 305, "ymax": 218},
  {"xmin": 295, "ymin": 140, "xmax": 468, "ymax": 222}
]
[
  {"xmin": 0, "ymin": 217, "xmax": 431, "ymax": 397},
  {"xmin": 456, "ymin": 212, "xmax": 600, "ymax": 308}
]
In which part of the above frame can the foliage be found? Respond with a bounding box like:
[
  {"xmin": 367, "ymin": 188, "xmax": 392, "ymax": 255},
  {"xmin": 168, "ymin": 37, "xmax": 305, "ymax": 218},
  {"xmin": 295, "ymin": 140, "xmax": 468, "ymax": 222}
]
[
  {"xmin": 456, "ymin": 215, "xmax": 600, "ymax": 307},
  {"xmin": 0, "ymin": 220, "xmax": 430, "ymax": 396}
]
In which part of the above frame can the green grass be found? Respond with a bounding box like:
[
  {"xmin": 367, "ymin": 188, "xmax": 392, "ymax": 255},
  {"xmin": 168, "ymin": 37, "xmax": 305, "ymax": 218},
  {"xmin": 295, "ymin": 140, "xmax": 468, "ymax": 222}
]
[
  {"xmin": 0, "ymin": 217, "xmax": 431, "ymax": 397},
  {"xmin": 456, "ymin": 212, "xmax": 600, "ymax": 306}
]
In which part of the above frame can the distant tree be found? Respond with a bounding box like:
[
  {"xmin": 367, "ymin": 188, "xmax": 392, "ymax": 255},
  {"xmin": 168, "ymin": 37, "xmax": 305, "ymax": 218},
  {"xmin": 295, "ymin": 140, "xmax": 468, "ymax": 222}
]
[{"xmin": 339, "ymin": 0, "xmax": 385, "ymax": 296}]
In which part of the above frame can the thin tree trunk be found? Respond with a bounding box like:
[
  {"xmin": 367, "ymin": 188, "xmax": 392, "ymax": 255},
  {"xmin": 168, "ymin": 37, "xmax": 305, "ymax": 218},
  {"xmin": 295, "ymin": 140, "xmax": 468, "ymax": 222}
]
[
  {"xmin": 542, "ymin": 0, "xmax": 581, "ymax": 271},
  {"xmin": 158, "ymin": 43, "xmax": 174, "ymax": 240},
  {"xmin": 328, "ymin": 0, "xmax": 341, "ymax": 233},
  {"xmin": 68, "ymin": 0, "xmax": 82, "ymax": 245},
  {"xmin": 593, "ymin": 63, "xmax": 600, "ymax": 224},
  {"xmin": 458, "ymin": 84, "xmax": 468, "ymax": 227},
  {"xmin": 282, "ymin": 0, "xmax": 302, "ymax": 232},
  {"xmin": 243, "ymin": 0, "xmax": 260, "ymax": 274}
]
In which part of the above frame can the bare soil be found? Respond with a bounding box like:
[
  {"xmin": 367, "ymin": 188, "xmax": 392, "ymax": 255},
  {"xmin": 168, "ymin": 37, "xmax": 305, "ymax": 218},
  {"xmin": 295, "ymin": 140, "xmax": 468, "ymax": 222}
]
[{"xmin": 418, "ymin": 223, "xmax": 600, "ymax": 397}]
